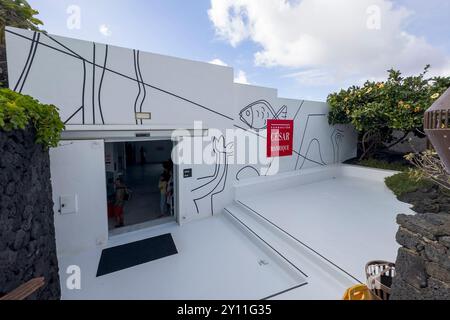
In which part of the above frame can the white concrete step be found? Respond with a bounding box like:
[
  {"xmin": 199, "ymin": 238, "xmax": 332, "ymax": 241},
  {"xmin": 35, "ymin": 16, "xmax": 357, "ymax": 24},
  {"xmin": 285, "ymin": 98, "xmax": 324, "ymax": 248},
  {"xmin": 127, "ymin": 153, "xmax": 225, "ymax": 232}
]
[
  {"xmin": 224, "ymin": 203, "xmax": 309, "ymax": 281},
  {"xmin": 224, "ymin": 201, "xmax": 358, "ymax": 299},
  {"xmin": 234, "ymin": 199, "xmax": 360, "ymax": 281}
]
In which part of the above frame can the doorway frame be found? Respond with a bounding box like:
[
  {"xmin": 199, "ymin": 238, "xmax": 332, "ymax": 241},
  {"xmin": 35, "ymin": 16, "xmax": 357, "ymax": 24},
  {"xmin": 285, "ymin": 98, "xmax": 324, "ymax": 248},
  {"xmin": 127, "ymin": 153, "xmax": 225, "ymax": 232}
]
[
  {"xmin": 59, "ymin": 126, "xmax": 208, "ymax": 238},
  {"xmin": 58, "ymin": 134, "xmax": 191, "ymax": 241},
  {"xmin": 104, "ymin": 137, "xmax": 181, "ymax": 237}
]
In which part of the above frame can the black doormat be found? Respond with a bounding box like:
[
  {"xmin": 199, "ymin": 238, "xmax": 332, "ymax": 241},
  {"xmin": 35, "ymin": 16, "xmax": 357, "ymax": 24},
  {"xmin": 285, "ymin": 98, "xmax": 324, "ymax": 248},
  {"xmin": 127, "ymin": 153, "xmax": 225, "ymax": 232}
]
[{"xmin": 96, "ymin": 233, "xmax": 178, "ymax": 277}]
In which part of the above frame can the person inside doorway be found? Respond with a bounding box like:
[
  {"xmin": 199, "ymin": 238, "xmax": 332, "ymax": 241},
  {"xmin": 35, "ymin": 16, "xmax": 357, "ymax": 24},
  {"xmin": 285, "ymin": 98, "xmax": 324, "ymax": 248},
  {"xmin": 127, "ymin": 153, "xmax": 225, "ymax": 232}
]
[
  {"xmin": 113, "ymin": 177, "xmax": 127, "ymax": 228},
  {"xmin": 165, "ymin": 160, "xmax": 174, "ymax": 216},
  {"xmin": 158, "ymin": 170, "xmax": 169, "ymax": 215},
  {"xmin": 140, "ymin": 146, "xmax": 147, "ymax": 165}
]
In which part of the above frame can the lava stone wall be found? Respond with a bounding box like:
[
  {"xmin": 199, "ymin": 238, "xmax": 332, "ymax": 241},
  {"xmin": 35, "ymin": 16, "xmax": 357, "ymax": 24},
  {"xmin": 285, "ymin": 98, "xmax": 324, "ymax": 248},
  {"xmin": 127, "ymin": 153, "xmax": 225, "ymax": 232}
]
[
  {"xmin": 0, "ymin": 44, "xmax": 8, "ymax": 87},
  {"xmin": 391, "ymin": 213, "xmax": 450, "ymax": 300},
  {"xmin": 0, "ymin": 127, "xmax": 60, "ymax": 299}
]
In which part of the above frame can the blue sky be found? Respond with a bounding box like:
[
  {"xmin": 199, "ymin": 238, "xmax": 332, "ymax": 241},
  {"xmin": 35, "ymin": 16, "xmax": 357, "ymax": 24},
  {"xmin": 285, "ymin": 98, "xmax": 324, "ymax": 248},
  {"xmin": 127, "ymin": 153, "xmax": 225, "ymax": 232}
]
[{"xmin": 28, "ymin": 0, "xmax": 450, "ymax": 101}]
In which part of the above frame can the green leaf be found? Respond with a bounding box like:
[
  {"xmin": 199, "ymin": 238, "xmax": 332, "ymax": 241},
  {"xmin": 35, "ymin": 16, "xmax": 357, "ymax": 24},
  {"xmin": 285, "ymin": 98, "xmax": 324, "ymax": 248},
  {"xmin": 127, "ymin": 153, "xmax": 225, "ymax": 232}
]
[{"xmin": 0, "ymin": 88, "xmax": 64, "ymax": 148}]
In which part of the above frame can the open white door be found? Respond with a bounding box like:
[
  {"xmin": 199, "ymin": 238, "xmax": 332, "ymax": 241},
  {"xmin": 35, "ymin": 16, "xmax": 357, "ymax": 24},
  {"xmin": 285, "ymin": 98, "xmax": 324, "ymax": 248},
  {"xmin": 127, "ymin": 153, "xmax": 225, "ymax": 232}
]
[{"xmin": 50, "ymin": 140, "xmax": 108, "ymax": 256}]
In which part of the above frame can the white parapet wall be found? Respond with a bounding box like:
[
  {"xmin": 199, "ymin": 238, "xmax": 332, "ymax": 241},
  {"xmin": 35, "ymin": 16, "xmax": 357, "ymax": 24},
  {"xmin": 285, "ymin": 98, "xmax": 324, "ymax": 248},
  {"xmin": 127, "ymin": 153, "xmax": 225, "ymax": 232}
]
[
  {"xmin": 233, "ymin": 164, "xmax": 399, "ymax": 201},
  {"xmin": 338, "ymin": 164, "xmax": 400, "ymax": 182},
  {"xmin": 234, "ymin": 165, "xmax": 340, "ymax": 200}
]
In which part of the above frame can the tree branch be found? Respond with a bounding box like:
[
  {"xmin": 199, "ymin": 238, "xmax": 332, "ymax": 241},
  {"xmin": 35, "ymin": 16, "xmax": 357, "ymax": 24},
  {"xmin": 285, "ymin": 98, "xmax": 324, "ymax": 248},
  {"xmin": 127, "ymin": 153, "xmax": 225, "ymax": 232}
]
[{"xmin": 383, "ymin": 132, "xmax": 410, "ymax": 150}]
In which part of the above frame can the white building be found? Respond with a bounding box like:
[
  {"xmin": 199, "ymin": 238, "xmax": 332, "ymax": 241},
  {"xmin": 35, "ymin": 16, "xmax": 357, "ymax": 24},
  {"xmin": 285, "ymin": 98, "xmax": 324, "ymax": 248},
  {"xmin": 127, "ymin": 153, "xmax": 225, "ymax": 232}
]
[{"xmin": 6, "ymin": 27, "xmax": 409, "ymax": 300}]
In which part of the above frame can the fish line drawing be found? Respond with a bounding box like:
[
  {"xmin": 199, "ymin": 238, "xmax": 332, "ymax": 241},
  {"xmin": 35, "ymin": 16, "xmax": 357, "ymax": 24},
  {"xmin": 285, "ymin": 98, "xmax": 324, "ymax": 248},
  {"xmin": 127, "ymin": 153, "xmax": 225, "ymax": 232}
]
[
  {"xmin": 191, "ymin": 136, "xmax": 233, "ymax": 215},
  {"xmin": 239, "ymin": 100, "xmax": 287, "ymax": 130}
]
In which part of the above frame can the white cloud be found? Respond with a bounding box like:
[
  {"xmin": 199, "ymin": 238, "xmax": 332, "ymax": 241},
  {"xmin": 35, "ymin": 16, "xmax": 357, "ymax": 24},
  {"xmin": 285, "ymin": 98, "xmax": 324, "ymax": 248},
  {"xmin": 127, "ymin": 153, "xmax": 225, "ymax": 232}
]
[
  {"xmin": 284, "ymin": 69, "xmax": 334, "ymax": 86},
  {"xmin": 209, "ymin": 58, "xmax": 228, "ymax": 66},
  {"xmin": 99, "ymin": 24, "xmax": 112, "ymax": 37},
  {"xmin": 209, "ymin": 58, "xmax": 250, "ymax": 84},
  {"xmin": 208, "ymin": 0, "xmax": 450, "ymax": 85},
  {"xmin": 234, "ymin": 70, "xmax": 250, "ymax": 84},
  {"xmin": 208, "ymin": 1, "xmax": 250, "ymax": 47}
]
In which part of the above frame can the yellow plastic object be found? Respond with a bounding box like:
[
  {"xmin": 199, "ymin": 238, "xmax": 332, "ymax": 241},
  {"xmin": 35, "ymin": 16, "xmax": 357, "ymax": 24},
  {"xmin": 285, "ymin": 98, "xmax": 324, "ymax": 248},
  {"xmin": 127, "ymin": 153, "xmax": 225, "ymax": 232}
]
[{"xmin": 342, "ymin": 284, "xmax": 373, "ymax": 300}]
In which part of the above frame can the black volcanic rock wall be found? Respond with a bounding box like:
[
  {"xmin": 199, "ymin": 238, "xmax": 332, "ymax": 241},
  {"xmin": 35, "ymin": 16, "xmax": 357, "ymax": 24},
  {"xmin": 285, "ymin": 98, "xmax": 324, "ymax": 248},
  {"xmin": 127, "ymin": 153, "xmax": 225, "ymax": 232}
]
[
  {"xmin": 391, "ymin": 213, "xmax": 450, "ymax": 300},
  {"xmin": 0, "ymin": 44, "xmax": 7, "ymax": 88},
  {"xmin": 0, "ymin": 127, "xmax": 60, "ymax": 299}
]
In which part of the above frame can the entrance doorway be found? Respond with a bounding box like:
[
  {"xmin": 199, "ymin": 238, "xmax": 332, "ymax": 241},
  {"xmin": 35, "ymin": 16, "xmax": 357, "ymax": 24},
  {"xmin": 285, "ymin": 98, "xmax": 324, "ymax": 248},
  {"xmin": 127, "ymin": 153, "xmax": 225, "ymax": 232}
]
[{"xmin": 105, "ymin": 140, "xmax": 176, "ymax": 234}]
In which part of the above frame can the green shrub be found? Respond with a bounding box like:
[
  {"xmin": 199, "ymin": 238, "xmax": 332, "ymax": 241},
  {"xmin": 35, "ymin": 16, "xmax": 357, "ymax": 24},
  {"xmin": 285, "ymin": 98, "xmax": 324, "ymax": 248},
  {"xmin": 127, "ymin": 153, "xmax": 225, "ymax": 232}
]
[
  {"xmin": 0, "ymin": 88, "xmax": 64, "ymax": 148},
  {"xmin": 385, "ymin": 171, "xmax": 434, "ymax": 197}
]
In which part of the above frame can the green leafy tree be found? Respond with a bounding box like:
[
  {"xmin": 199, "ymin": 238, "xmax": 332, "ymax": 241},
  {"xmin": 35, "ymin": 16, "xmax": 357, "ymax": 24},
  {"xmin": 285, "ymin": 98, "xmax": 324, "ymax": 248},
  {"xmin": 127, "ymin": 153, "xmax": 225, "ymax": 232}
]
[
  {"xmin": 0, "ymin": 88, "xmax": 64, "ymax": 148},
  {"xmin": 0, "ymin": 0, "xmax": 43, "ymax": 87},
  {"xmin": 328, "ymin": 66, "xmax": 450, "ymax": 160}
]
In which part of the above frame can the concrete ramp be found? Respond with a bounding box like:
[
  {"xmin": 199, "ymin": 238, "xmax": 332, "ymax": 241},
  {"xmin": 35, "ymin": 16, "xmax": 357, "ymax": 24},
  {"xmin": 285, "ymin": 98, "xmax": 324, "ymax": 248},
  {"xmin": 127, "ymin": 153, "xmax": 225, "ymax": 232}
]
[{"xmin": 224, "ymin": 165, "xmax": 414, "ymax": 298}]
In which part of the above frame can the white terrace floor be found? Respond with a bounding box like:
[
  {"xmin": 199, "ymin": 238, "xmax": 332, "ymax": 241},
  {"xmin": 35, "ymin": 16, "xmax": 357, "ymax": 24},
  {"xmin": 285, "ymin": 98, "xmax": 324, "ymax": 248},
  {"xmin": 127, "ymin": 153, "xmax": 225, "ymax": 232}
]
[{"xmin": 58, "ymin": 165, "xmax": 414, "ymax": 300}]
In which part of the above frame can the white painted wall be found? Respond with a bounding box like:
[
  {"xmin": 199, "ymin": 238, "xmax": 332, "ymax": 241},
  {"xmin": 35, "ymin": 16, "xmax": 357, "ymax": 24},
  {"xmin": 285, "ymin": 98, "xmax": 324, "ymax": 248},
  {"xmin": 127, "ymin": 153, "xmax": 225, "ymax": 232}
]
[
  {"xmin": 5, "ymin": 27, "xmax": 234, "ymax": 128},
  {"xmin": 6, "ymin": 27, "xmax": 358, "ymax": 253}
]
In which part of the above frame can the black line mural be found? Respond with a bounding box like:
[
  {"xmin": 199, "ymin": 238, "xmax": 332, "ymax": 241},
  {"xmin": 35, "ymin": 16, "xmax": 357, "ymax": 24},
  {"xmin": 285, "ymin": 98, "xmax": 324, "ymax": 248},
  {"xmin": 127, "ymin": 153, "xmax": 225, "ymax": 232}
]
[
  {"xmin": 239, "ymin": 100, "xmax": 287, "ymax": 130},
  {"xmin": 235, "ymin": 166, "xmax": 260, "ymax": 181},
  {"xmin": 14, "ymin": 31, "xmax": 40, "ymax": 93},
  {"xmin": 81, "ymin": 60, "xmax": 86, "ymax": 123},
  {"xmin": 136, "ymin": 50, "xmax": 147, "ymax": 124},
  {"xmin": 294, "ymin": 114, "xmax": 327, "ymax": 170},
  {"xmin": 232, "ymin": 123, "xmax": 324, "ymax": 168},
  {"xmin": 197, "ymin": 152, "xmax": 219, "ymax": 181},
  {"xmin": 292, "ymin": 100, "xmax": 329, "ymax": 169},
  {"xmin": 43, "ymin": 32, "xmax": 86, "ymax": 124},
  {"xmin": 62, "ymin": 58, "xmax": 87, "ymax": 124},
  {"xmin": 98, "ymin": 45, "xmax": 108, "ymax": 124},
  {"xmin": 296, "ymin": 138, "xmax": 327, "ymax": 170},
  {"xmin": 191, "ymin": 136, "xmax": 233, "ymax": 215},
  {"xmin": 20, "ymin": 32, "xmax": 39, "ymax": 93},
  {"xmin": 132, "ymin": 49, "xmax": 142, "ymax": 125},
  {"xmin": 233, "ymin": 98, "xmax": 347, "ymax": 179},
  {"xmin": 90, "ymin": 43, "xmax": 107, "ymax": 125},
  {"xmin": 13, "ymin": 31, "xmax": 35, "ymax": 92},
  {"xmin": 43, "ymin": 32, "xmax": 84, "ymax": 59},
  {"xmin": 133, "ymin": 50, "xmax": 148, "ymax": 125},
  {"xmin": 6, "ymin": 29, "xmax": 235, "ymax": 124},
  {"xmin": 231, "ymin": 98, "xmax": 330, "ymax": 183},
  {"xmin": 7, "ymin": 28, "xmax": 354, "ymax": 219},
  {"xmin": 65, "ymin": 43, "xmax": 107, "ymax": 125},
  {"xmin": 331, "ymin": 129, "xmax": 345, "ymax": 163},
  {"xmin": 92, "ymin": 43, "xmax": 97, "ymax": 124},
  {"xmin": 64, "ymin": 106, "xmax": 83, "ymax": 124},
  {"xmin": 292, "ymin": 100, "xmax": 305, "ymax": 121},
  {"xmin": 43, "ymin": 32, "xmax": 87, "ymax": 124}
]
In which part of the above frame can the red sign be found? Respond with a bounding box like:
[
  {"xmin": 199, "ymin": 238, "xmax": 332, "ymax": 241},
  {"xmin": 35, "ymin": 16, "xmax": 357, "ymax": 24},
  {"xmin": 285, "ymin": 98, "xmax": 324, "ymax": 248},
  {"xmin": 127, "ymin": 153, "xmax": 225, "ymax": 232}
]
[{"xmin": 267, "ymin": 119, "xmax": 294, "ymax": 157}]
